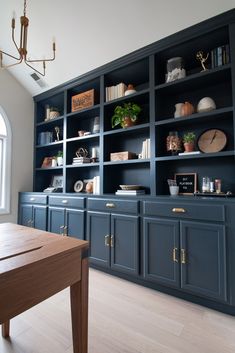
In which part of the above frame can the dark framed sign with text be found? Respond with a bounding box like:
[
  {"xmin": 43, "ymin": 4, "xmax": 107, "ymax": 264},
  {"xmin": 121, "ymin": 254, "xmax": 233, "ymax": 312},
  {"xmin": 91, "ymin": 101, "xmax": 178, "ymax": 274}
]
[{"xmin": 174, "ymin": 173, "xmax": 197, "ymax": 195}]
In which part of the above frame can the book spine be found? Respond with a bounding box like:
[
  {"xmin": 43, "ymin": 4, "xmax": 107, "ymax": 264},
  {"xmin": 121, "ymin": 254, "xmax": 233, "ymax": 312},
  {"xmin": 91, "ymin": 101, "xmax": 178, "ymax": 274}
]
[{"xmin": 217, "ymin": 46, "xmax": 223, "ymax": 66}]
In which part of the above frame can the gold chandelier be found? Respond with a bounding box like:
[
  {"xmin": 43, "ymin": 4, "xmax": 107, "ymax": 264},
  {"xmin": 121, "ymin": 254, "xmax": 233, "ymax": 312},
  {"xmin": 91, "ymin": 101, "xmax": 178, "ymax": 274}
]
[{"xmin": 0, "ymin": 0, "xmax": 56, "ymax": 76}]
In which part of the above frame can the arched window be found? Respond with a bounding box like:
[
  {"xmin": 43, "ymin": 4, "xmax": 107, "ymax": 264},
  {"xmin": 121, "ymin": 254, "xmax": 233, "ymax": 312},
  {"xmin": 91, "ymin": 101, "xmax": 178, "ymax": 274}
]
[{"xmin": 0, "ymin": 107, "xmax": 12, "ymax": 214}]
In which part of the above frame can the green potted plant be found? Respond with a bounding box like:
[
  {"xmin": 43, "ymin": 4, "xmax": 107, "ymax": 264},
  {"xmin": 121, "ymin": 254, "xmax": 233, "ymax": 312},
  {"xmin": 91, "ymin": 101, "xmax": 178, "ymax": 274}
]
[
  {"xmin": 111, "ymin": 102, "xmax": 141, "ymax": 128},
  {"xmin": 183, "ymin": 132, "xmax": 196, "ymax": 152},
  {"xmin": 57, "ymin": 150, "xmax": 63, "ymax": 166}
]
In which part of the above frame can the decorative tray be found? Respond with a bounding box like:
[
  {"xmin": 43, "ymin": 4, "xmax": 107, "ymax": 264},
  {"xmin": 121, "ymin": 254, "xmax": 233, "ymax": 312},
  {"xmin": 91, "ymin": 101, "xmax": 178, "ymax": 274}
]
[{"xmin": 194, "ymin": 192, "xmax": 233, "ymax": 197}]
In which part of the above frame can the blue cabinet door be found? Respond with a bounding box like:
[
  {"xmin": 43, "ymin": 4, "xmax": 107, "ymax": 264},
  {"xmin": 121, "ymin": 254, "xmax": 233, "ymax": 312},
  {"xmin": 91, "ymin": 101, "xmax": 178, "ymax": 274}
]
[
  {"xmin": 48, "ymin": 207, "xmax": 65, "ymax": 235},
  {"xmin": 110, "ymin": 214, "xmax": 139, "ymax": 275},
  {"xmin": 19, "ymin": 204, "xmax": 33, "ymax": 227},
  {"xmin": 87, "ymin": 211, "xmax": 110, "ymax": 268},
  {"xmin": 66, "ymin": 208, "xmax": 85, "ymax": 240},
  {"xmin": 33, "ymin": 205, "xmax": 47, "ymax": 230},
  {"xmin": 143, "ymin": 217, "xmax": 180, "ymax": 288},
  {"xmin": 181, "ymin": 221, "xmax": 227, "ymax": 302}
]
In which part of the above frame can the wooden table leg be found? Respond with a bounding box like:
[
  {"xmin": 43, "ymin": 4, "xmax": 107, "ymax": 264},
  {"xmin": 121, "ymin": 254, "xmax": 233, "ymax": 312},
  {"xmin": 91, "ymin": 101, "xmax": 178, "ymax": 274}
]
[
  {"xmin": 70, "ymin": 257, "xmax": 89, "ymax": 353},
  {"xmin": 2, "ymin": 320, "xmax": 10, "ymax": 338}
]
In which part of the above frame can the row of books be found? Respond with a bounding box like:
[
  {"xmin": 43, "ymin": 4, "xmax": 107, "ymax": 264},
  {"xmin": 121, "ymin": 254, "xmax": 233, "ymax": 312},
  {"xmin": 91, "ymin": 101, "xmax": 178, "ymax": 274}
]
[
  {"xmin": 106, "ymin": 82, "xmax": 127, "ymax": 102},
  {"xmin": 140, "ymin": 138, "xmax": 150, "ymax": 159},
  {"xmin": 211, "ymin": 44, "xmax": 230, "ymax": 68},
  {"xmin": 93, "ymin": 176, "xmax": 100, "ymax": 195}
]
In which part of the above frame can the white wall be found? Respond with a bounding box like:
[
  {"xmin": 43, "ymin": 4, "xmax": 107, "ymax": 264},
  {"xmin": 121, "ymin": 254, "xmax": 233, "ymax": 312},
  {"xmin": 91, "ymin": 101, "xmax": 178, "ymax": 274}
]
[
  {"xmin": 0, "ymin": 70, "xmax": 34, "ymax": 223},
  {"xmin": 1, "ymin": 0, "xmax": 234, "ymax": 96}
]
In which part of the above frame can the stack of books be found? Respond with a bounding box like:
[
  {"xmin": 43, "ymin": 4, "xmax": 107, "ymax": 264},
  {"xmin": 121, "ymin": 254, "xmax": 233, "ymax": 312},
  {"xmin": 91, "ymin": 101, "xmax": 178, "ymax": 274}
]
[
  {"xmin": 106, "ymin": 82, "xmax": 127, "ymax": 102},
  {"xmin": 140, "ymin": 138, "xmax": 150, "ymax": 159},
  {"xmin": 72, "ymin": 157, "xmax": 90, "ymax": 165},
  {"xmin": 115, "ymin": 189, "xmax": 145, "ymax": 196}
]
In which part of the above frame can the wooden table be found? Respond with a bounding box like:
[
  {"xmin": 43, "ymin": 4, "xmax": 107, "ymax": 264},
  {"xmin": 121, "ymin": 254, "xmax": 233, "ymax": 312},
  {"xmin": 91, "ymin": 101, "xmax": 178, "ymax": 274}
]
[{"xmin": 0, "ymin": 223, "xmax": 89, "ymax": 353}]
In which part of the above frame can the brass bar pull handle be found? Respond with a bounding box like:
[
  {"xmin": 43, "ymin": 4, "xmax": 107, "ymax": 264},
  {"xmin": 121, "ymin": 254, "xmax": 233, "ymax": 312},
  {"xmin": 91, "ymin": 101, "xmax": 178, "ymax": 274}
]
[
  {"xmin": 27, "ymin": 220, "xmax": 32, "ymax": 227},
  {"xmin": 172, "ymin": 208, "xmax": 186, "ymax": 213},
  {"xmin": 172, "ymin": 247, "xmax": 178, "ymax": 262},
  {"xmin": 64, "ymin": 226, "xmax": 68, "ymax": 236},
  {"xmin": 110, "ymin": 235, "xmax": 114, "ymax": 248},
  {"xmin": 62, "ymin": 200, "xmax": 68, "ymax": 204},
  {"xmin": 181, "ymin": 249, "xmax": 186, "ymax": 264},
  {"xmin": 60, "ymin": 225, "xmax": 64, "ymax": 235},
  {"xmin": 104, "ymin": 235, "xmax": 110, "ymax": 246},
  {"xmin": 106, "ymin": 203, "xmax": 115, "ymax": 208},
  {"xmin": 30, "ymin": 197, "xmax": 35, "ymax": 201}
]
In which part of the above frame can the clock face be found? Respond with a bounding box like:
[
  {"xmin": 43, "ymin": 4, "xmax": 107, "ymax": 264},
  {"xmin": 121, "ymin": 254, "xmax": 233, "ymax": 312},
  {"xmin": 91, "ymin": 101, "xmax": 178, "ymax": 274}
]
[{"xmin": 197, "ymin": 129, "xmax": 227, "ymax": 153}]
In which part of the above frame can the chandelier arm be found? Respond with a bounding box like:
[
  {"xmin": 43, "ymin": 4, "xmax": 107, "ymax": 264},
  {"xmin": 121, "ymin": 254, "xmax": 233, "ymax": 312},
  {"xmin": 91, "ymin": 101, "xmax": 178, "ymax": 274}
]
[
  {"xmin": 11, "ymin": 26, "xmax": 21, "ymax": 59},
  {"xmin": 25, "ymin": 60, "xmax": 45, "ymax": 76},
  {"xmin": 0, "ymin": 57, "xmax": 23, "ymax": 69},
  {"xmin": 26, "ymin": 43, "xmax": 56, "ymax": 63},
  {"xmin": 0, "ymin": 49, "xmax": 22, "ymax": 61}
]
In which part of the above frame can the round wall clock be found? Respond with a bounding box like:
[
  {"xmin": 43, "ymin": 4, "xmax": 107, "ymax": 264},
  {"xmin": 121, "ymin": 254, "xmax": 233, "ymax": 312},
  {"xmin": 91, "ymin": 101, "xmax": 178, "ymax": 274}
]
[
  {"xmin": 197, "ymin": 129, "xmax": 227, "ymax": 153},
  {"xmin": 74, "ymin": 180, "xmax": 84, "ymax": 193}
]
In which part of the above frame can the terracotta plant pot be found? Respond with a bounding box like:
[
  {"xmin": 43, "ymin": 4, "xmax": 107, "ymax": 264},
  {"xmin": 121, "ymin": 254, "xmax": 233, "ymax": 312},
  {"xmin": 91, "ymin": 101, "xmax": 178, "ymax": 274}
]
[
  {"xmin": 181, "ymin": 102, "xmax": 194, "ymax": 116},
  {"xmin": 122, "ymin": 116, "xmax": 136, "ymax": 128},
  {"xmin": 184, "ymin": 142, "xmax": 194, "ymax": 152}
]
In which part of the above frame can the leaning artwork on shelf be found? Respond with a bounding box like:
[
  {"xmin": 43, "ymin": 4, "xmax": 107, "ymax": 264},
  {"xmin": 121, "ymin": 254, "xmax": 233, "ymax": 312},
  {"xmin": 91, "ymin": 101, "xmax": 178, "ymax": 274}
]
[
  {"xmin": 51, "ymin": 175, "xmax": 63, "ymax": 188},
  {"xmin": 174, "ymin": 173, "xmax": 197, "ymax": 195}
]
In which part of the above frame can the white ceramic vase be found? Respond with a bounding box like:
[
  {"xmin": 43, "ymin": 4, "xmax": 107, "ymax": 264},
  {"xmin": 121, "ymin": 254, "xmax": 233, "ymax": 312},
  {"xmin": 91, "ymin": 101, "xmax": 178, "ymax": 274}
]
[{"xmin": 174, "ymin": 103, "xmax": 184, "ymax": 118}]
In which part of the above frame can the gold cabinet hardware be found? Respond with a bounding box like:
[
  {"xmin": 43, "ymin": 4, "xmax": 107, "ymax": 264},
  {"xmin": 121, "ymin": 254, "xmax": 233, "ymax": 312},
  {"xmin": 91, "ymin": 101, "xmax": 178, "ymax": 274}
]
[
  {"xmin": 27, "ymin": 219, "xmax": 32, "ymax": 227},
  {"xmin": 60, "ymin": 225, "xmax": 64, "ymax": 235},
  {"xmin": 110, "ymin": 235, "xmax": 114, "ymax": 248},
  {"xmin": 172, "ymin": 208, "xmax": 186, "ymax": 213},
  {"xmin": 172, "ymin": 247, "xmax": 178, "ymax": 262},
  {"xmin": 181, "ymin": 249, "xmax": 186, "ymax": 264},
  {"xmin": 105, "ymin": 235, "xmax": 110, "ymax": 246},
  {"xmin": 106, "ymin": 203, "xmax": 115, "ymax": 208},
  {"xmin": 62, "ymin": 200, "xmax": 68, "ymax": 204},
  {"xmin": 30, "ymin": 197, "xmax": 35, "ymax": 201},
  {"xmin": 63, "ymin": 226, "xmax": 68, "ymax": 236}
]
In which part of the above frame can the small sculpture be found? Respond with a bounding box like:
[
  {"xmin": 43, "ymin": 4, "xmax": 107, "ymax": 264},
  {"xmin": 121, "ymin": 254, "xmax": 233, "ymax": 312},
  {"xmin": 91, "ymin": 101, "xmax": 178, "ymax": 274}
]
[
  {"xmin": 196, "ymin": 51, "xmax": 209, "ymax": 71},
  {"xmin": 76, "ymin": 147, "xmax": 88, "ymax": 158},
  {"xmin": 54, "ymin": 126, "xmax": 60, "ymax": 141}
]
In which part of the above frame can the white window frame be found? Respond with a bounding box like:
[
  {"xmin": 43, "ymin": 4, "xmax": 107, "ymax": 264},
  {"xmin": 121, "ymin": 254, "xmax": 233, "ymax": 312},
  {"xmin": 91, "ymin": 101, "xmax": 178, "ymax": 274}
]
[{"xmin": 0, "ymin": 107, "xmax": 12, "ymax": 214}]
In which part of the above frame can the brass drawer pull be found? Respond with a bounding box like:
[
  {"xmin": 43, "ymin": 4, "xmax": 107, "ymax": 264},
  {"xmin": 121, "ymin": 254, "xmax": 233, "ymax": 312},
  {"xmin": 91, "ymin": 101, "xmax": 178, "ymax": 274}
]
[
  {"xmin": 62, "ymin": 200, "xmax": 68, "ymax": 204},
  {"xmin": 181, "ymin": 249, "xmax": 186, "ymax": 264},
  {"xmin": 60, "ymin": 225, "xmax": 64, "ymax": 235},
  {"xmin": 30, "ymin": 197, "xmax": 35, "ymax": 201},
  {"xmin": 104, "ymin": 235, "xmax": 110, "ymax": 246},
  {"xmin": 172, "ymin": 247, "xmax": 178, "ymax": 263},
  {"xmin": 110, "ymin": 235, "xmax": 114, "ymax": 248},
  {"xmin": 63, "ymin": 226, "xmax": 68, "ymax": 236},
  {"xmin": 172, "ymin": 208, "xmax": 186, "ymax": 213},
  {"xmin": 106, "ymin": 203, "xmax": 115, "ymax": 208}
]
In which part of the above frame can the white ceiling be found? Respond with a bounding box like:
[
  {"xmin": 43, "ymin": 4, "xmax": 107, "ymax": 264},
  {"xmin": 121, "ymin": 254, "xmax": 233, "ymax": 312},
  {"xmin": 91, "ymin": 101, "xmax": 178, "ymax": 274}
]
[{"xmin": 0, "ymin": 0, "xmax": 234, "ymax": 97}]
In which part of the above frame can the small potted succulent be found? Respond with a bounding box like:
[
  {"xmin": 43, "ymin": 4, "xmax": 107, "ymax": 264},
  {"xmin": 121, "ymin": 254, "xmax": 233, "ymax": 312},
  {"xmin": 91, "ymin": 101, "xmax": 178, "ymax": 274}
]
[
  {"xmin": 56, "ymin": 150, "xmax": 63, "ymax": 166},
  {"xmin": 183, "ymin": 132, "xmax": 196, "ymax": 152},
  {"xmin": 111, "ymin": 102, "xmax": 141, "ymax": 128}
]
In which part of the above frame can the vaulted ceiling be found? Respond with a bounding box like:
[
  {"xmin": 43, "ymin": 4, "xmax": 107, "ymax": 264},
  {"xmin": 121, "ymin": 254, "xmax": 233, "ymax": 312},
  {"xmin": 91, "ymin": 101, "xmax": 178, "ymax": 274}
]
[{"xmin": 0, "ymin": 0, "xmax": 234, "ymax": 97}]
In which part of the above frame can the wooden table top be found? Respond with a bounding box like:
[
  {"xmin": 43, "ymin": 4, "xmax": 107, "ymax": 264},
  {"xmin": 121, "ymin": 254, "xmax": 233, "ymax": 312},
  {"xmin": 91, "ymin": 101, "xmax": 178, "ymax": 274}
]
[{"xmin": 0, "ymin": 223, "xmax": 88, "ymax": 274}]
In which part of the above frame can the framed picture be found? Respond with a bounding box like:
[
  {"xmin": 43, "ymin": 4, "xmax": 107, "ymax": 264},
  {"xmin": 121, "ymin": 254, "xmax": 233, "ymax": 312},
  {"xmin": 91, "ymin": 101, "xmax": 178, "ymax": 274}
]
[
  {"xmin": 51, "ymin": 175, "xmax": 63, "ymax": 188},
  {"xmin": 174, "ymin": 173, "xmax": 197, "ymax": 195}
]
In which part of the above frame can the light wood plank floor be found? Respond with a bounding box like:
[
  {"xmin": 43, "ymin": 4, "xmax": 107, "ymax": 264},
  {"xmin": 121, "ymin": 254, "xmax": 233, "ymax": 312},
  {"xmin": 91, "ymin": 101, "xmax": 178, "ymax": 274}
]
[{"xmin": 1, "ymin": 269, "xmax": 235, "ymax": 353}]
